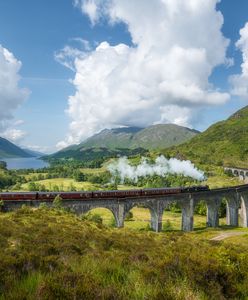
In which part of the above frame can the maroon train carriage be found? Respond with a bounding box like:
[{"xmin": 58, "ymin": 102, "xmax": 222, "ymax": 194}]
[
  {"xmin": 92, "ymin": 189, "xmax": 142, "ymax": 198},
  {"xmin": 0, "ymin": 192, "xmax": 37, "ymax": 201},
  {"xmin": 0, "ymin": 186, "xmax": 210, "ymax": 203},
  {"xmin": 58, "ymin": 192, "xmax": 93, "ymax": 200},
  {"xmin": 37, "ymin": 192, "xmax": 61, "ymax": 201},
  {"xmin": 141, "ymin": 187, "xmax": 181, "ymax": 196}
]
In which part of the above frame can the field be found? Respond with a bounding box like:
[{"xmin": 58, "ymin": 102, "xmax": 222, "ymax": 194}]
[
  {"xmin": 20, "ymin": 178, "xmax": 101, "ymax": 191},
  {"xmin": 0, "ymin": 207, "xmax": 247, "ymax": 299}
]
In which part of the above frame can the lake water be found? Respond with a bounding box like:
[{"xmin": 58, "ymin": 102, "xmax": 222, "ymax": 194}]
[{"xmin": 2, "ymin": 157, "xmax": 50, "ymax": 170}]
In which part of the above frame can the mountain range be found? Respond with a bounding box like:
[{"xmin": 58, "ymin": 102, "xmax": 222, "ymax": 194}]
[
  {"xmin": 48, "ymin": 124, "xmax": 199, "ymax": 160},
  {"xmin": 2, "ymin": 105, "xmax": 248, "ymax": 167}
]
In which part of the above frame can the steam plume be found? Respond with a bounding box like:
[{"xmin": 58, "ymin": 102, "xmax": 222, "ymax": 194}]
[{"xmin": 107, "ymin": 156, "xmax": 205, "ymax": 182}]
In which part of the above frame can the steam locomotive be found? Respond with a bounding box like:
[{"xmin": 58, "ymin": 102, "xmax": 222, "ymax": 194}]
[{"xmin": 0, "ymin": 185, "xmax": 209, "ymax": 201}]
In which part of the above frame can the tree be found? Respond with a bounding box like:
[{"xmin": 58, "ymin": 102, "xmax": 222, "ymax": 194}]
[{"xmin": 0, "ymin": 161, "xmax": 7, "ymax": 170}]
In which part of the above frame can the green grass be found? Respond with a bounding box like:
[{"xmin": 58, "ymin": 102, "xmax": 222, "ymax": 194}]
[
  {"xmin": 0, "ymin": 207, "xmax": 248, "ymax": 299},
  {"xmin": 203, "ymin": 171, "xmax": 242, "ymax": 189},
  {"xmin": 20, "ymin": 178, "xmax": 101, "ymax": 191}
]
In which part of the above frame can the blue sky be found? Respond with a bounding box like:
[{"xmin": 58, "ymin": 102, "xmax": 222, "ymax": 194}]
[{"xmin": 0, "ymin": 0, "xmax": 248, "ymax": 153}]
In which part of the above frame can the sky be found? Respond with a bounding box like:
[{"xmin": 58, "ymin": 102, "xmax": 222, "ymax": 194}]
[{"xmin": 0, "ymin": 0, "xmax": 248, "ymax": 153}]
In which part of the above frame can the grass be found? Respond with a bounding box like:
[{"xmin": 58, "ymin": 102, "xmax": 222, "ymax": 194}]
[
  {"xmin": 0, "ymin": 207, "xmax": 248, "ymax": 299},
  {"xmin": 203, "ymin": 167, "xmax": 242, "ymax": 189},
  {"xmin": 20, "ymin": 178, "xmax": 101, "ymax": 191}
]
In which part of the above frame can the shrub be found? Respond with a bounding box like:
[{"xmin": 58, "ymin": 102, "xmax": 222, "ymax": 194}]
[
  {"xmin": 81, "ymin": 212, "xmax": 103, "ymax": 224},
  {"xmin": 125, "ymin": 211, "xmax": 133, "ymax": 221},
  {"xmin": 0, "ymin": 199, "xmax": 4, "ymax": 212},
  {"xmin": 53, "ymin": 195, "xmax": 62, "ymax": 209},
  {"xmin": 163, "ymin": 220, "xmax": 173, "ymax": 231}
]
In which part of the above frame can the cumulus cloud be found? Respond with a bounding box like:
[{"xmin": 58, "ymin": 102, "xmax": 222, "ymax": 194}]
[
  {"xmin": 230, "ymin": 22, "xmax": 248, "ymax": 99},
  {"xmin": 58, "ymin": 0, "xmax": 230, "ymax": 148},
  {"xmin": 107, "ymin": 156, "xmax": 205, "ymax": 182},
  {"xmin": 0, "ymin": 45, "xmax": 29, "ymax": 137},
  {"xmin": 1, "ymin": 128, "xmax": 27, "ymax": 143}
]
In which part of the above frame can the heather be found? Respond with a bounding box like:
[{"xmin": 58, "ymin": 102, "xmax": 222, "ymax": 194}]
[{"xmin": 0, "ymin": 207, "xmax": 248, "ymax": 299}]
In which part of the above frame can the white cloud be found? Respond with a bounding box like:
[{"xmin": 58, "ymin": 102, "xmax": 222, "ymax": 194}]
[
  {"xmin": 1, "ymin": 128, "xmax": 27, "ymax": 143},
  {"xmin": 54, "ymin": 46, "xmax": 86, "ymax": 71},
  {"xmin": 230, "ymin": 22, "xmax": 248, "ymax": 99},
  {"xmin": 74, "ymin": 0, "xmax": 106, "ymax": 25},
  {"xmin": 58, "ymin": 0, "xmax": 230, "ymax": 148},
  {"xmin": 0, "ymin": 45, "xmax": 29, "ymax": 135}
]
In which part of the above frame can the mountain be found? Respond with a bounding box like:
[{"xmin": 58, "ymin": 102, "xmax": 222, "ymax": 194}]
[
  {"xmin": 48, "ymin": 124, "xmax": 199, "ymax": 161},
  {"xmin": 0, "ymin": 137, "xmax": 33, "ymax": 158},
  {"xmin": 67, "ymin": 124, "xmax": 199, "ymax": 151},
  {"xmin": 165, "ymin": 105, "xmax": 248, "ymax": 168}
]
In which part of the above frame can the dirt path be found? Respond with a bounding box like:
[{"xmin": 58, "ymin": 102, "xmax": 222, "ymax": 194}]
[{"xmin": 210, "ymin": 231, "xmax": 248, "ymax": 241}]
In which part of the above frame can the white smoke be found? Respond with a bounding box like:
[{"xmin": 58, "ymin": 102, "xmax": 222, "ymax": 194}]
[{"xmin": 107, "ymin": 156, "xmax": 205, "ymax": 182}]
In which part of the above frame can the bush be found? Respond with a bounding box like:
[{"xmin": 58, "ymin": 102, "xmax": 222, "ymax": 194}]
[
  {"xmin": 125, "ymin": 211, "xmax": 133, "ymax": 221},
  {"xmin": 53, "ymin": 195, "xmax": 62, "ymax": 209},
  {"xmin": 81, "ymin": 212, "xmax": 103, "ymax": 224},
  {"xmin": 163, "ymin": 220, "xmax": 173, "ymax": 231},
  {"xmin": 0, "ymin": 199, "xmax": 4, "ymax": 212}
]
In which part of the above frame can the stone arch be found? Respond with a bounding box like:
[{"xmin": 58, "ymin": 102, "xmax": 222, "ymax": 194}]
[
  {"xmin": 81, "ymin": 205, "xmax": 119, "ymax": 227},
  {"xmin": 234, "ymin": 170, "xmax": 239, "ymax": 176},
  {"xmin": 240, "ymin": 171, "xmax": 245, "ymax": 180},
  {"xmin": 192, "ymin": 198, "xmax": 208, "ymax": 229},
  {"xmin": 124, "ymin": 203, "xmax": 160, "ymax": 231}
]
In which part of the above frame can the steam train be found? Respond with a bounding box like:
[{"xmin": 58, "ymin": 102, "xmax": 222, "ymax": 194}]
[{"xmin": 0, "ymin": 185, "xmax": 209, "ymax": 201}]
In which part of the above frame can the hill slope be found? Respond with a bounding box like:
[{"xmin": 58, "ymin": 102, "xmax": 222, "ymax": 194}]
[
  {"xmin": 50, "ymin": 124, "xmax": 199, "ymax": 161},
  {"xmin": 166, "ymin": 106, "xmax": 248, "ymax": 168},
  {"xmin": 0, "ymin": 137, "xmax": 32, "ymax": 158},
  {"xmin": 0, "ymin": 207, "xmax": 247, "ymax": 299}
]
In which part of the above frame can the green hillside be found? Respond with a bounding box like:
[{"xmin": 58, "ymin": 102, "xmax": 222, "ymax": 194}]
[
  {"xmin": 0, "ymin": 137, "xmax": 32, "ymax": 159},
  {"xmin": 45, "ymin": 147, "xmax": 148, "ymax": 165},
  {"xmin": 165, "ymin": 106, "xmax": 248, "ymax": 168}
]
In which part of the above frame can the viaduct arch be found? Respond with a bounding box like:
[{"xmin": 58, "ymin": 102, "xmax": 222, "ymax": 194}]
[{"xmin": 2, "ymin": 184, "xmax": 248, "ymax": 232}]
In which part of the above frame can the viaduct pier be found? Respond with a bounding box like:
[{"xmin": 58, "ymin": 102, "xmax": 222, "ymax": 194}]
[{"xmin": 2, "ymin": 184, "xmax": 248, "ymax": 232}]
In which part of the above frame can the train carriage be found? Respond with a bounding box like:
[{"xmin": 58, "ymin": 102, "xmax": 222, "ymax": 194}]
[
  {"xmin": 141, "ymin": 188, "xmax": 181, "ymax": 196},
  {"xmin": 0, "ymin": 185, "xmax": 210, "ymax": 202},
  {"xmin": 59, "ymin": 192, "xmax": 93, "ymax": 200},
  {"xmin": 0, "ymin": 192, "xmax": 37, "ymax": 201}
]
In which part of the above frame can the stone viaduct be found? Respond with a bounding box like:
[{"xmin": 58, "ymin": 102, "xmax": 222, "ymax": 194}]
[
  {"xmin": 224, "ymin": 167, "xmax": 248, "ymax": 183},
  {"xmin": 2, "ymin": 184, "xmax": 248, "ymax": 232}
]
